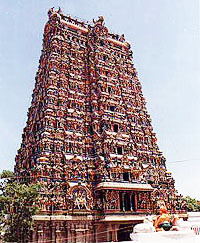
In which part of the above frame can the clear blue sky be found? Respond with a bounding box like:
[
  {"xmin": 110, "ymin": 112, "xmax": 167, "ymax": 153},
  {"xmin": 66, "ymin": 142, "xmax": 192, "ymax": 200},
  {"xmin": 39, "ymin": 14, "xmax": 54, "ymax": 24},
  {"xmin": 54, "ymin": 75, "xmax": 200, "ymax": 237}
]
[{"xmin": 0, "ymin": 0, "xmax": 199, "ymax": 199}]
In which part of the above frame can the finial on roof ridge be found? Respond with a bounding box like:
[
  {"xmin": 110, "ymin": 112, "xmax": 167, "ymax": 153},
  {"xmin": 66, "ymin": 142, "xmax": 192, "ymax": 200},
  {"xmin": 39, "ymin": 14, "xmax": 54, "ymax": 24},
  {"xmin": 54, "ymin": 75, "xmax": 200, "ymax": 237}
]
[
  {"xmin": 47, "ymin": 7, "xmax": 63, "ymax": 18},
  {"xmin": 93, "ymin": 16, "xmax": 105, "ymax": 26}
]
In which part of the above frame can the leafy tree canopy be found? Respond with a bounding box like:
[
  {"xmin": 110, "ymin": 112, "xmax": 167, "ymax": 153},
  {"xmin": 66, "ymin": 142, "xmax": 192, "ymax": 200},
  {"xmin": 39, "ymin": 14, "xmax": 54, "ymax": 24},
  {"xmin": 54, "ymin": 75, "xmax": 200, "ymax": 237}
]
[
  {"xmin": 184, "ymin": 196, "xmax": 200, "ymax": 212},
  {"xmin": 0, "ymin": 170, "xmax": 14, "ymax": 179},
  {"xmin": 0, "ymin": 170, "xmax": 41, "ymax": 242}
]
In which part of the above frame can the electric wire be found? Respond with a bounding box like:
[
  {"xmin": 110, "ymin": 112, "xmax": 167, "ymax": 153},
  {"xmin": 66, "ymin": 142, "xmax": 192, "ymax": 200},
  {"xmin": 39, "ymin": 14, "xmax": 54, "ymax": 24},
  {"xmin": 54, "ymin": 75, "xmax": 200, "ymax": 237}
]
[
  {"xmin": 1, "ymin": 156, "xmax": 200, "ymax": 180},
  {"xmin": 1, "ymin": 155, "xmax": 200, "ymax": 181},
  {"xmin": 168, "ymin": 157, "xmax": 200, "ymax": 164}
]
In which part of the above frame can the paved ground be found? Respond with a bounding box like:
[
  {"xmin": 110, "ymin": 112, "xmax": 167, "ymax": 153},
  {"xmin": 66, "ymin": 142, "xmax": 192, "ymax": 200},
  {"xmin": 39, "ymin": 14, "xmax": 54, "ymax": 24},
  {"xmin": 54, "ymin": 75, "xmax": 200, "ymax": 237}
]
[
  {"xmin": 106, "ymin": 234, "xmax": 200, "ymax": 243},
  {"xmin": 107, "ymin": 236, "xmax": 200, "ymax": 242}
]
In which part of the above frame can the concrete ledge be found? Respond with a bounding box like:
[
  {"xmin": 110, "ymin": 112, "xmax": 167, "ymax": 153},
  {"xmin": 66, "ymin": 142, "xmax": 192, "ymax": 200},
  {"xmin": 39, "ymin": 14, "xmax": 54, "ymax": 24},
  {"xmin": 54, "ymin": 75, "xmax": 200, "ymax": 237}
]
[
  {"xmin": 96, "ymin": 182, "xmax": 153, "ymax": 191},
  {"xmin": 188, "ymin": 212, "xmax": 200, "ymax": 217},
  {"xmin": 99, "ymin": 214, "xmax": 145, "ymax": 222}
]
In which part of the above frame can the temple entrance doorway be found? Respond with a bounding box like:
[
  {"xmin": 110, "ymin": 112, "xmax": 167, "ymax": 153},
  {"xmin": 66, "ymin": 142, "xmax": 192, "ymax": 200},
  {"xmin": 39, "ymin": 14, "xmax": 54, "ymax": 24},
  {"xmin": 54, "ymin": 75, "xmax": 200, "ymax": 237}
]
[
  {"xmin": 119, "ymin": 192, "xmax": 136, "ymax": 212},
  {"xmin": 117, "ymin": 224, "xmax": 133, "ymax": 241}
]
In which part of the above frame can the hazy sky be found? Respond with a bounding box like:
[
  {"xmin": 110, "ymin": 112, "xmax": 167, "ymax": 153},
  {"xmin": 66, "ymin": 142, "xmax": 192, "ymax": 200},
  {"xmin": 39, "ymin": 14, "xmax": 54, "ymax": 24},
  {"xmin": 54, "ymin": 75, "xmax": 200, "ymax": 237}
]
[{"xmin": 0, "ymin": 0, "xmax": 199, "ymax": 199}]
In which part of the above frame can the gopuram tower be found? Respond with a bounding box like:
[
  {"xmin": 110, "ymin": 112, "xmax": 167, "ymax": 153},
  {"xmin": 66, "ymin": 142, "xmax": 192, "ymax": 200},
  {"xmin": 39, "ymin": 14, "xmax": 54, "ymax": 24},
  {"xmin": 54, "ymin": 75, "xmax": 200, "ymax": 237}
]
[{"xmin": 14, "ymin": 8, "xmax": 186, "ymax": 242}]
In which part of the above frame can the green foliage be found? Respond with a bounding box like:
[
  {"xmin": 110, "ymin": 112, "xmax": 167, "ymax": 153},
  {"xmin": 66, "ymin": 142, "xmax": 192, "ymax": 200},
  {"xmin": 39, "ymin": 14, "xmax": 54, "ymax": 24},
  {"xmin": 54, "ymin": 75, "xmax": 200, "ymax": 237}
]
[
  {"xmin": 0, "ymin": 170, "xmax": 41, "ymax": 242},
  {"xmin": 184, "ymin": 196, "xmax": 200, "ymax": 212},
  {"xmin": 0, "ymin": 170, "xmax": 14, "ymax": 179}
]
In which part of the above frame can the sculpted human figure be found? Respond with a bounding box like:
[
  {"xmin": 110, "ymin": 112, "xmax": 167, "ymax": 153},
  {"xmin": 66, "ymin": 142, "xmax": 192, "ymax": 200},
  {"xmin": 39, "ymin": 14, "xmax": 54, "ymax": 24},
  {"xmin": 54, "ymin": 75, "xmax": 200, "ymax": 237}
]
[
  {"xmin": 154, "ymin": 206, "xmax": 180, "ymax": 231},
  {"xmin": 154, "ymin": 206, "xmax": 172, "ymax": 231}
]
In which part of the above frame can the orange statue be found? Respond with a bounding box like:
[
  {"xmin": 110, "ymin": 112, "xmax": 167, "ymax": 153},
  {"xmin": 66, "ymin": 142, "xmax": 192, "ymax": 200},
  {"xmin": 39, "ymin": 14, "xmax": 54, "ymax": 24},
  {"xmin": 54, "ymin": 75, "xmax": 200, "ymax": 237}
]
[{"xmin": 154, "ymin": 206, "xmax": 177, "ymax": 231}]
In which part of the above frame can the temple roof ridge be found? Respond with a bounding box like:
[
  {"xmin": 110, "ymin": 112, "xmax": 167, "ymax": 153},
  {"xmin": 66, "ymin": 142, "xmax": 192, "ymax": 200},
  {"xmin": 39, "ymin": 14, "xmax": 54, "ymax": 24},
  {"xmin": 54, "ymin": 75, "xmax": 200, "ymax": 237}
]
[{"xmin": 47, "ymin": 7, "xmax": 127, "ymax": 44}]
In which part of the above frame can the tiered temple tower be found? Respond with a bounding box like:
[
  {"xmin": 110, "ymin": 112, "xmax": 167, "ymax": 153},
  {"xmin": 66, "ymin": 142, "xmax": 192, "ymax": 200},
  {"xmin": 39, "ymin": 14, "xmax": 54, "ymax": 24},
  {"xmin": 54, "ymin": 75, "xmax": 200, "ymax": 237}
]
[{"xmin": 14, "ymin": 8, "xmax": 186, "ymax": 242}]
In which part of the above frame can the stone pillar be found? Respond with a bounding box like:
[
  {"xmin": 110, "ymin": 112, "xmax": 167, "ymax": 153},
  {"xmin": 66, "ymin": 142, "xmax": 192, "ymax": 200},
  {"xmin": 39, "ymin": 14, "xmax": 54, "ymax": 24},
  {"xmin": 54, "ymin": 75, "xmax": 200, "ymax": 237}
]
[
  {"xmin": 55, "ymin": 223, "xmax": 62, "ymax": 243},
  {"xmin": 61, "ymin": 222, "xmax": 67, "ymax": 242},
  {"xmin": 87, "ymin": 224, "xmax": 94, "ymax": 243},
  {"xmin": 111, "ymin": 224, "xmax": 118, "ymax": 242},
  {"xmin": 121, "ymin": 192, "xmax": 125, "ymax": 211},
  {"xmin": 106, "ymin": 224, "xmax": 112, "ymax": 242},
  {"xmin": 37, "ymin": 223, "xmax": 44, "ymax": 243},
  {"xmin": 71, "ymin": 223, "xmax": 76, "ymax": 243},
  {"xmin": 43, "ymin": 222, "xmax": 51, "ymax": 243},
  {"xmin": 51, "ymin": 221, "xmax": 56, "ymax": 242},
  {"xmin": 93, "ymin": 225, "xmax": 98, "ymax": 243},
  {"xmin": 117, "ymin": 191, "xmax": 120, "ymax": 209},
  {"xmin": 130, "ymin": 192, "xmax": 133, "ymax": 211},
  {"xmin": 103, "ymin": 190, "xmax": 106, "ymax": 212},
  {"xmin": 37, "ymin": 231, "xmax": 43, "ymax": 243},
  {"xmin": 67, "ymin": 223, "xmax": 73, "ymax": 243},
  {"xmin": 135, "ymin": 192, "xmax": 138, "ymax": 211},
  {"xmin": 32, "ymin": 226, "xmax": 38, "ymax": 242}
]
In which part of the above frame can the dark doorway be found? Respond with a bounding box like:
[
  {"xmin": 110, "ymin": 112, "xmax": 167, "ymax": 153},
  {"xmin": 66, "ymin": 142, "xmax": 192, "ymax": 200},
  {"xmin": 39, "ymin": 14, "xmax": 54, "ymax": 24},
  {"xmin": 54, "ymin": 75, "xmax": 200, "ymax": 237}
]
[
  {"xmin": 108, "ymin": 86, "xmax": 112, "ymax": 93},
  {"xmin": 124, "ymin": 193, "xmax": 131, "ymax": 211},
  {"xmin": 123, "ymin": 172, "xmax": 129, "ymax": 181},
  {"xmin": 117, "ymin": 146, "xmax": 123, "ymax": 155},
  {"xmin": 110, "ymin": 105, "xmax": 115, "ymax": 112},
  {"xmin": 119, "ymin": 192, "xmax": 124, "ymax": 211},
  {"xmin": 113, "ymin": 124, "xmax": 119, "ymax": 133},
  {"xmin": 117, "ymin": 224, "xmax": 133, "ymax": 241}
]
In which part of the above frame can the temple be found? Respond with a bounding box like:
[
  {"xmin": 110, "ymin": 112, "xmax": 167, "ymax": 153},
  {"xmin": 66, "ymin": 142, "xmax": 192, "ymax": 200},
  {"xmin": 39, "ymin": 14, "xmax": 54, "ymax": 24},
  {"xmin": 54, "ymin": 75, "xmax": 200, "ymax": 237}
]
[{"xmin": 14, "ymin": 8, "xmax": 186, "ymax": 242}]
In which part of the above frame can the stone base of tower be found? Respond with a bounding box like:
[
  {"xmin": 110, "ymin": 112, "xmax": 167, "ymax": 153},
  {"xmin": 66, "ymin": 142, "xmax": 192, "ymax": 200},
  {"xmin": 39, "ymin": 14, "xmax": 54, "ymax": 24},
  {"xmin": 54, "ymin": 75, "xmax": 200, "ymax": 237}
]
[
  {"xmin": 32, "ymin": 214, "xmax": 145, "ymax": 242},
  {"xmin": 32, "ymin": 215, "xmax": 95, "ymax": 243}
]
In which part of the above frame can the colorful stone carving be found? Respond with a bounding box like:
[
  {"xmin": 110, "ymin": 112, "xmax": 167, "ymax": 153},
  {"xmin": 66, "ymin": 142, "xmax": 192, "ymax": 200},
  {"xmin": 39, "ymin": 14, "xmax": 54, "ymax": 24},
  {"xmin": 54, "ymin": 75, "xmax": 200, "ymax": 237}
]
[{"xmin": 14, "ymin": 8, "xmax": 186, "ymax": 233}]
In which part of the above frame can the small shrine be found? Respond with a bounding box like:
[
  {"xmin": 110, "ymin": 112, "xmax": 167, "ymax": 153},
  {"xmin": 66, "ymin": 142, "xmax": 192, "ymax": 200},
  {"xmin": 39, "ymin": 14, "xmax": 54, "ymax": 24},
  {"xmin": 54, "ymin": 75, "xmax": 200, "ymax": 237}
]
[{"xmin": 14, "ymin": 8, "xmax": 187, "ymax": 242}]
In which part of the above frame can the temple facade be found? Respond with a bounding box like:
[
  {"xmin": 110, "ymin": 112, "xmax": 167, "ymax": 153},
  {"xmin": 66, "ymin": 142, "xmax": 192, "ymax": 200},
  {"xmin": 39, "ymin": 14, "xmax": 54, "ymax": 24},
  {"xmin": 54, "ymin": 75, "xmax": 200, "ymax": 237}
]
[{"xmin": 14, "ymin": 8, "xmax": 186, "ymax": 242}]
